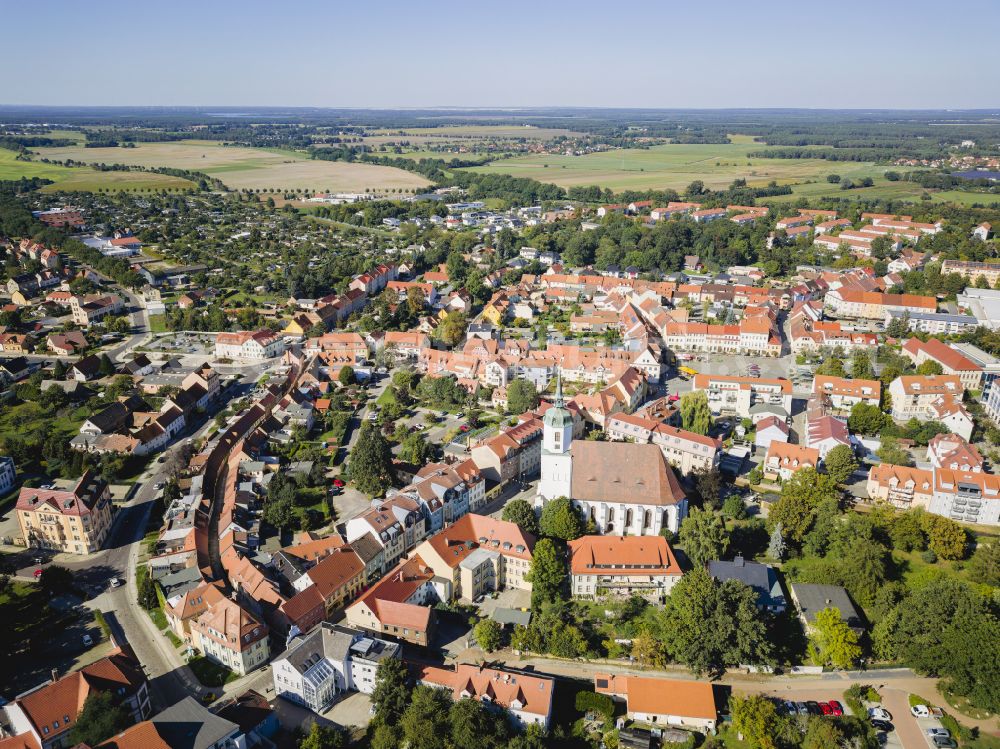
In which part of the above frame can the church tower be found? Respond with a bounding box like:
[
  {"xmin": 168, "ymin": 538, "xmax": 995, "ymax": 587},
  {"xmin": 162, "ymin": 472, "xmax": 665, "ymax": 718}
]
[{"xmin": 537, "ymin": 374, "xmax": 573, "ymax": 505}]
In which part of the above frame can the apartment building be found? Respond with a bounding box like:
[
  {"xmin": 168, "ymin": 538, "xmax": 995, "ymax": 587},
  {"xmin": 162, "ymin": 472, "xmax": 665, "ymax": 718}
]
[
  {"xmin": 412, "ymin": 514, "xmax": 534, "ymax": 603},
  {"xmin": 941, "ymin": 259, "xmax": 1000, "ymax": 287},
  {"xmin": 16, "ymin": 471, "xmax": 113, "ymax": 554},
  {"xmin": 390, "ymin": 460, "xmax": 484, "ymax": 533},
  {"xmin": 884, "ymin": 309, "xmax": 982, "ymax": 335},
  {"xmin": 691, "ymin": 374, "xmax": 793, "ymax": 419},
  {"xmin": 0, "ymin": 455, "xmax": 15, "ymax": 496},
  {"xmin": 811, "ymin": 375, "xmax": 881, "ymax": 410},
  {"xmin": 662, "ymin": 317, "xmax": 781, "ymax": 357},
  {"xmin": 867, "ymin": 462, "xmax": 1000, "ymax": 525},
  {"xmin": 271, "ymin": 623, "xmax": 399, "ymax": 713},
  {"xmin": 605, "ymin": 414, "xmax": 720, "ymax": 474},
  {"xmin": 887, "ymin": 375, "xmax": 973, "ymax": 440},
  {"xmin": 866, "ymin": 463, "xmax": 935, "ymax": 511},
  {"xmin": 190, "ymin": 596, "xmax": 270, "ymax": 676},
  {"xmin": 344, "ymin": 495, "xmax": 428, "ymax": 573},
  {"xmin": 344, "ymin": 555, "xmax": 445, "ymax": 645},
  {"xmin": 825, "ymin": 289, "xmax": 936, "ymax": 320},
  {"xmin": 568, "ymin": 535, "xmax": 682, "ymax": 602},
  {"xmin": 469, "ymin": 418, "xmax": 543, "ymax": 486},
  {"xmin": 70, "ymin": 294, "xmax": 123, "ymax": 326},
  {"xmin": 901, "ymin": 338, "xmax": 983, "ymax": 391},
  {"xmin": 763, "ymin": 442, "xmax": 820, "ymax": 482},
  {"xmin": 215, "ymin": 329, "xmax": 285, "ymax": 360}
]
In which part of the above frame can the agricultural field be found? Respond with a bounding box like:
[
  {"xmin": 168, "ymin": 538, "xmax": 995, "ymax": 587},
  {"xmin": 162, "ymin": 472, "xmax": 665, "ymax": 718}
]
[
  {"xmin": 462, "ymin": 142, "xmax": 897, "ymax": 193},
  {"xmin": 0, "ymin": 147, "xmax": 194, "ymax": 192},
  {"xmin": 33, "ymin": 140, "xmax": 431, "ymax": 193}
]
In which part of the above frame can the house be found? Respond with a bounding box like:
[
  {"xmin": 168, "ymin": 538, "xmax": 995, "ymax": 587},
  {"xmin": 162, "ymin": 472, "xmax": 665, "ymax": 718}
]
[
  {"xmin": 278, "ymin": 548, "xmax": 366, "ymax": 633},
  {"xmin": 382, "ymin": 331, "xmax": 431, "ymax": 360},
  {"xmin": 189, "ymin": 596, "xmax": 270, "ymax": 676},
  {"xmin": 98, "ymin": 696, "xmax": 243, "ymax": 749},
  {"xmin": 887, "ymin": 375, "xmax": 973, "ymax": 441},
  {"xmin": 411, "ymin": 513, "xmax": 534, "ymax": 603},
  {"xmin": 789, "ymin": 583, "xmax": 864, "ymax": 635},
  {"xmin": 926, "ymin": 433, "xmax": 983, "ymax": 473},
  {"xmin": 568, "ymin": 535, "xmax": 682, "ymax": 602},
  {"xmin": 16, "ymin": 471, "xmax": 113, "ymax": 554},
  {"xmin": 901, "ymin": 338, "xmax": 983, "ymax": 391},
  {"xmin": 469, "ymin": 418, "xmax": 543, "ymax": 487},
  {"xmin": 344, "ymin": 555, "xmax": 444, "ymax": 645},
  {"xmin": 806, "ymin": 413, "xmax": 851, "ymax": 460},
  {"xmin": 271, "ymin": 623, "xmax": 399, "ymax": 713},
  {"xmin": 1, "ymin": 648, "xmax": 150, "ymax": 749},
  {"xmin": 973, "ymin": 222, "xmax": 992, "ymax": 241},
  {"xmin": 0, "ymin": 356, "xmax": 33, "ymax": 385},
  {"xmin": 70, "ymin": 294, "xmax": 123, "ymax": 327},
  {"xmin": 867, "ymin": 463, "xmax": 935, "ymax": 511},
  {"xmin": 69, "ymin": 354, "xmax": 103, "ymax": 382},
  {"xmin": 344, "ymin": 494, "xmax": 429, "ymax": 573},
  {"xmin": 708, "ymin": 556, "xmax": 786, "ymax": 612},
  {"xmin": 47, "ymin": 331, "xmax": 88, "ymax": 356},
  {"xmin": 754, "ymin": 415, "xmax": 789, "ymax": 451},
  {"xmin": 594, "ymin": 674, "xmax": 718, "ymax": 732},
  {"xmin": 763, "ymin": 442, "xmax": 820, "ymax": 482},
  {"xmin": 215, "ymin": 330, "xmax": 285, "ymax": 360},
  {"xmin": 419, "ymin": 664, "xmax": 554, "ymax": 730},
  {"xmin": 811, "ymin": 375, "xmax": 881, "ymax": 410},
  {"xmin": 606, "ymin": 415, "xmax": 720, "ymax": 475}
]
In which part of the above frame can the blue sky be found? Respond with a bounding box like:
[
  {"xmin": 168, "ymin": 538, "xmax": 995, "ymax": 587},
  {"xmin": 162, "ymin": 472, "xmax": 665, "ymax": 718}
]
[{"xmin": 3, "ymin": 0, "xmax": 998, "ymax": 108}]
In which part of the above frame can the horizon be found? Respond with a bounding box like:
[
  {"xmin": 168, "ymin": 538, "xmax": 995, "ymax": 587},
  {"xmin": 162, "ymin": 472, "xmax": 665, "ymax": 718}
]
[{"xmin": 4, "ymin": 0, "xmax": 999, "ymax": 109}]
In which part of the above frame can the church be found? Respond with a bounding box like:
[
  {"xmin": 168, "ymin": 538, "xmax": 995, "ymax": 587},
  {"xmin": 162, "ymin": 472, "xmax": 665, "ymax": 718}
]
[{"xmin": 535, "ymin": 378, "xmax": 689, "ymax": 536}]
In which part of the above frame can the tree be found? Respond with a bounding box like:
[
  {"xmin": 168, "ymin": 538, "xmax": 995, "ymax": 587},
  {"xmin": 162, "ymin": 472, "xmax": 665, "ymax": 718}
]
[
  {"xmin": 349, "ymin": 422, "xmax": 394, "ymax": 496},
  {"xmin": 526, "ymin": 538, "xmax": 565, "ymax": 606},
  {"xmin": 916, "ymin": 360, "xmax": 944, "ymax": 376},
  {"xmin": 678, "ymin": 507, "xmax": 729, "ymax": 567},
  {"xmin": 631, "ymin": 627, "xmax": 667, "ymax": 668},
  {"xmin": 263, "ymin": 495, "xmax": 297, "ymax": 530},
  {"xmin": 539, "ymin": 496, "xmax": 584, "ymax": 541},
  {"xmin": 695, "ymin": 469, "xmax": 722, "ymax": 510},
  {"xmin": 401, "ymin": 686, "xmax": 451, "ymax": 749},
  {"xmin": 848, "ymin": 402, "xmax": 887, "ymax": 435},
  {"xmin": 890, "ymin": 509, "xmax": 927, "ymax": 552},
  {"xmin": 398, "ymin": 432, "xmax": 433, "ymax": 465},
  {"xmin": 449, "ymin": 698, "xmax": 510, "ymax": 749},
  {"xmin": 98, "ymin": 353, "xmax": 114, "ymax": 377},
  {"xmin": 371, "ymin": 657, "xmax": 411, "ymax": 724},
  {"xmin": 722, "ymin": 495, "xmax": 747, "ymax": 520},
  {"xmin": 406, "ymin": 285, "xmax": 426, "ymax": 315},
  {"xmin": 501, "ymin": 498, "xmax": 540, "ymax": 536},
  {"xmin": 920, "ymin": 513, "xmax": 968, "ymax": 560},
  {"xmin": 808, "ymin": 607, "xmax": 862, "ymax": 669},
  {"xmin": 679, "ymin": 390, "xmax": 712, "ymax": 435},
  {"xmin": 851, "ymin": 349, "xmax": 875, "ymax": 380},
  {"xmin": 69, "ymin": 691, "xmax": 132, "ymax": 746},
  {"xmin": 770, "ymin": 468, "xmax": 838, "ymax": 542},
  {"xmin": 877, "ymin": 436, "xmax": 912, "ymax": 466},
  {"xmin": 686, "ymin": 180, "xmax": 705, "ymax": 196},
  {"xmin": 299, "ymin": 722, "xmax": 345, "ymax": 749},
  {"xmin": 137, "ymin": 571, "xmax": 158, "ymax": 610},
  {"xmin": 968, "ymin": 542, "xmax": 1000, "ymax": 586},
  {"xmin": 506, "ymin": 378, "xmax": 540, "ymax": 415},
  {"xmin": 39, "ymin": 565, "xmax": 74, "ymax": 596},
  {"xmin": 730, "ymin": 694, "xmax": 782, "ymax": 749},
  {"xmin": 437, "ymin": 312, "xmax": 468, "ymax": 347},
  {"xmin": 337, "ymin": 365, "xmax": 356, "ymax": 385},
  {"xmin": 887, "ymin": 311, "xmax": 911, "ymax": 338},
  {"xmin": 767, "ymin": 523, "xmax": 787, "ymax": 560},
  {"xmin": 474, "ymin": 618, "xmax": 503, "ymax": 652},
  {"xmin": 803, "ymin": 717, "xmax": 845, "ymax": 749},
  {"xmin": 824, "ymin": 444, "xmax": 858, "ymax": 485},
  {"xmin": 52, "ymin": 359, "xmax": 66, "ymax": 379}
]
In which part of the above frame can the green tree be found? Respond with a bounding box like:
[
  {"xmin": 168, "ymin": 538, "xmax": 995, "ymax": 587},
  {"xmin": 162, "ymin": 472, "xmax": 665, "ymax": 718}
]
[
  {"xmin": 299, "ymin": 722, "xmax": 345, "ymax": 749},
  {"xmin": 695, "ymin": 469, "xmax": 722, "ymax": 510},
  {"xmin": 52, "ymin": 359, "xmax": 66, "ymax": 379},
  {"xmin": 770, "ymin": 468, "xmax": 838, "ymax": 542},
  {"xmin": 349, "ymin": 422, "xmax": 394, "ymax": 496},
  {"xmin": 371, "ymin": 657, "xmax": 411, "ymax": 724},
  {"xmin": 803, "ymin": 716, "xmax": 845, "ymax": 749},
  {"xmin": 678, "ymin": 507, "xmax": 729, "ymax": 567},
  {"xmin": 916, "ymin": 360, "xmax": 944, "ymax": 376},
  {"xmin": 501, "ymin": 498, "xmax": 540, "ymax": 536},
  {"xmin": 968, "ymin": 542, "xmax": 1000, "ymax": 586},
  {"xmin": 851, "ymin": 349, "xmax": 875, "ymax": 380},
  {"xmin": 920, "ymin": 513, "xmax": 968, "ymax": 560},
  {"xmin": 526, "ymin": 538, "xmax": 565, "ymax": 606},
  {"xmin": 877, "ymin": 436, "xmax": 912, "ymax": 466},
  {"xmin": 506, "ymin": 378, "xmax": 539, "ymax": 414},
  {"xmin": 437, "ymin": 311, "xmax": 468, "ymax": 347},
  {"xmin": 767, "ymin": 523, "xmax": 786, "ymax": 560},
  {"xmin": 98, "ymin": 353, "xmax": 115, "ymax": 377},
  {"xmin": 449, "ymin": 697, "xmax": 510, "ymax": 749},
  {"xmin": 69, "ymin": 691, "xmax": 132, "ymax": 746},
  {"xmin": 808, "ymin": 607, "xmax": 862, "ymax": 669},
  {"xmin": 137, "ymin": 571, "xmax": 158, "ymax": 610},
  {"xmin": 679, "ymin": 391, "xmax": 712, "ymax": 435},
  {"xmin": 890, "ymin": 509, "xmax": 927, "ymax": 552},
  {"xmin": 730, "ymin": 694, "xmax": 781, "ymax": 749},
  {"xmin": 848, "ymin": 402, "xmax": 887, "ymax": 435},
  {"xmin": 39, "ymin": 565, "xmax": 74, "ymax": 596},
  {"xmin": 263, "ymin": 495, "xmax": 297, "ymax": 530},
  {"xmin": 337, "ymin": 365, "xmax": 356, "ymax": 385},
  {"xmin": 722, "ymin": 495, "xmax": 747, "ymax": 520},
  {"xmin": 401, "ymin": 686, "xmax": 451, "ymax": 749},
  {"xmin": 823, "ymin": 444, "xmax": 858, "ymax": 485},
  {"xmin": 539, "ymin": 496, "xmax": 584, "ymax": 541},
  {"xmin": 630, "ymin": 627, "xmax": 667, "ymax": 668},
  {"xmin": 887, "ymin": 311, "xmax": 911, "ymax": 338},
  {"xmin": 474, "ymin": 618, "xmax": 503, "ymax": 652},
  {"xmin": 398, "ymin": 432, "xmax": 433, "ymax": 465}
]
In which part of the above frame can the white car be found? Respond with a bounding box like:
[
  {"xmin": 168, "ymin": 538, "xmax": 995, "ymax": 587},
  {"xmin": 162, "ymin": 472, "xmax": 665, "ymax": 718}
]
[
  {"xmin": 81, "ymin": 634, "xmax": 93, "ymax": 647},
  {"xmin": 868, "ymin": 707, "xmax": 893, "ymax": 721},
  {"xmin": 927, "ymin": 728, "xmax": 951, "ymax": 738},
  {"xmin": 109, "ymin": 577, "xmax": 123, "ymax": 589},
  {"xmin": 911, "ymin": 704, "xmax": 931, "ymax": 718}
]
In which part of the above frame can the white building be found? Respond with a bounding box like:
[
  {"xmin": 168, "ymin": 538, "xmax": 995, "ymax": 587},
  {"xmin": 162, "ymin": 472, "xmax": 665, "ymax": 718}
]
[
  {"xmin": 215, "ymin": 329, "xmax": 285, "ymax": 360},
  {"xmin": 0, "ymin": 456, "xmax": 15, "ymax": 495}
]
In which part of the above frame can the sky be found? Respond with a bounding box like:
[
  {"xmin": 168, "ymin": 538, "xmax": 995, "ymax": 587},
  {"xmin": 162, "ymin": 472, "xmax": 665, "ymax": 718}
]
[{"xmin": 3, "ymin": 0, "xmax": 999, "ymax": 109}]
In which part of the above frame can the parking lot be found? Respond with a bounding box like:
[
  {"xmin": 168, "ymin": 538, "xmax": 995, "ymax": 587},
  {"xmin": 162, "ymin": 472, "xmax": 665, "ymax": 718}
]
[
  {"xmin": 145, "ymin": 332, "xmax": 216, "ymax": 356},
  {"xmin": 758, "ymin": 689, "xmax": 905, "ymax": 749}
]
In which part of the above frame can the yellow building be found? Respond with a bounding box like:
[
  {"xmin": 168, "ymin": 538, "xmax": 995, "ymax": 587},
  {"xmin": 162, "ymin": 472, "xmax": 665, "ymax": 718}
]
[{"xmin": 16, "ymin": 470, "xmax": 114, "ymax": 554}]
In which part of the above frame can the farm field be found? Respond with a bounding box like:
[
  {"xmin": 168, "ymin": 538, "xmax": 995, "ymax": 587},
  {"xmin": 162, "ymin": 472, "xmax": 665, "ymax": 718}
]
[
  {"xmin": 764, "ymin": 179, "xmax": 1000, "ymax": 206},
  {"xmin": 33, "ymin": 140, "xmax": 431, "ymax": 193},
  {"xmin": 462, "ymin": 142, "xmax": 895, "ymax": 192},
  {"xmin": 0, "ymin": 148, "xmax": 194, "ymax": 192}
]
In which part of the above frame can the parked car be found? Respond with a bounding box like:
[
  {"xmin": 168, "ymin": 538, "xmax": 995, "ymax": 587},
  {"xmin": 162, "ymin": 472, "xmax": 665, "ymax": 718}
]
[
  {"xmin": 795, "ymin": 702, "xmax": 809, "ymax": 716},
  {"xmin": 81, "ymin": 634, "xmax": 93, "ymax": 647},
  {"xmin": 819, "ymin": 702, "xmax": 833, "ymax": 716},
  {"xmin": 109, "ymin": 577, "xmax": 123, "ymax": 589},
  {"xmin": 870, "ymin": 720, "xmax": 894, "ymax": 732},
  {"xmin": 926, "ymin": 728, "xmax": 951, "ymax": 739},
  {"xmin": 931, "ymin": 738, "xmax": 957, "ymax": 749},
  {"xmin": 33, "ymin": 568, "xmax": 43, "ymax": 578},
  {"xmin": 869, "ymin": 707, "xmax": 893, "ymax": 721},
  {"xmin": 828, "ymin": 700, "xmax": 844, "ymax": 716},
  {"xmin": 459, "ymin": 425, "xmax": 470, "ymax": 433},
  {"xmin": 911, "ymin": 704, "xmax": 931, "ymax": 718},
  {"xmin": 806, "ymin": 701, "xmax": 821, "ymax": 715}
]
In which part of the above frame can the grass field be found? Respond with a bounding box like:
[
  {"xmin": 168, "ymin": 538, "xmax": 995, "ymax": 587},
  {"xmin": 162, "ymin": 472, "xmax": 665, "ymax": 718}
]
[
  {"xmin": 463, "ymin": 142, "xmax": 895, "ymax": 192},
  {"xmin": 34, "ymin": 140, "xmax": 431, "ymax": 193},
  {"xmin": 0, "ymin": 148, "xmax": 195, "ymax": 192}
]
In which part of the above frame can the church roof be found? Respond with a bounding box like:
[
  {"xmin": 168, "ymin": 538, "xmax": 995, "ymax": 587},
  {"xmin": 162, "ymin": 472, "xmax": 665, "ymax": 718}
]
[{"xmin": 569, "ymin": 442, "xmax": 686, "ymax": 507}]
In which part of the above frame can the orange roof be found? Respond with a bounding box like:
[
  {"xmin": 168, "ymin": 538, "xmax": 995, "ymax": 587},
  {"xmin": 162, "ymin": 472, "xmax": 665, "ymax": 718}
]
[
  {"xmin": 568, "ymin": 535, "xmax": 681, "ymax": 576},
  {"xmin": 594, "ymin": 674, "xmax": 717, "ymax": 720},
  {"xmin": 830, "ymin": 290, "xmax": 936, "ymax": 310},
  {"xmin": 423, "ymin": 513, "xmax": 534, "ymax": 568},
  {"xmin": 902, "ymin": 338, "xmax": 981, "ymax": 372},
  {"xmin": 765, "ymin": 441, "xmax": 819, "ymax": 469},
  {"xmin": 420, "ymin": 664, "xmax": 554, "ymax": 718}
]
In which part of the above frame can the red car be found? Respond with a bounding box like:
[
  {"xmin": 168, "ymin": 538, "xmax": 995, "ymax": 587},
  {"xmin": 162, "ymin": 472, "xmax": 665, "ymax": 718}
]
[
  {"xmin": 459, "ymin": 425, "xmax": 470, "ymax": 433},
  {"xmin": 33, "ymin": 568, "xmax": 43, "ymax": 578},
  {"xmin": 818, "ymin": 702, "xmax": 833, "ymax": 716},
  {"xmin": 827, "ymin": 700, "xmax": 844, "ymax": 716},
  {"xmin": 332, "ymin": 478, "xmax": 345, "ymax": 488}
]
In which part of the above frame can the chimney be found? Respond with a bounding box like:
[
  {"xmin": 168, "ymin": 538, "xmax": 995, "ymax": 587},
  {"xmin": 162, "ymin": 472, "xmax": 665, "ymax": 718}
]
[{"xmin": 51, "ymin": 668, "xmax": 59, "ymax": 684}]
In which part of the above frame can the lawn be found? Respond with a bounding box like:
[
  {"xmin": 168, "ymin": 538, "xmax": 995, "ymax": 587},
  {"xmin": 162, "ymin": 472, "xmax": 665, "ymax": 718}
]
[
  {"xmin": 148, "ymin": 314, "xmax": 168, "ymax": 333},
  {"xmin": 0, "ymin": 148, "xmax": 195, "ymax": 192},
  {"xmin": 187, "ymin": 655, "xmax": 238, "ymax": 687},
  {"xmin": 463, "ymin": 141, "xmax": 895, "ymax": 193},
  {"xmin": 34, "ymin": 140, "xmax": 431, "ymax": 193}
]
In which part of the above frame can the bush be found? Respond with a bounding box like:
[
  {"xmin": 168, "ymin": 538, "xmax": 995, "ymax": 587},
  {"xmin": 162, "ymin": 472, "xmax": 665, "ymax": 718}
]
[
  {"xmin": 921, "ymin": 549, "xmax": 938, "ymax": 564},
  {"xmin": 575, "ymin": 690, "xmax": 614, "ymax": 720}
]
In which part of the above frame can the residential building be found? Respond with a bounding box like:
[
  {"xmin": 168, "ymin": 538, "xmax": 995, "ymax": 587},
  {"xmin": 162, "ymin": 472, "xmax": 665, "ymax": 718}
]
[
  {"xmin": 190, "ymin": 596, "xmax": 270, "ymax": 676},
  {"xmin": 887, "ymin": 375, "xmax": 973, "ymax": 441},
  {"xmin": 867, "ymin": 463, "xmax": 936, "ymax": 511},
  {"xmin": 469, "ymin": 418, "xmax": 543, "ymax": 487},
  {"xmin": 691, "ymin": 374, "xmax": 793, "ymax": 418},
  {"xmin": 605, "ymin": 415, "xmax": 720, "ymax": 475},
  {"xmin": 825, "ymin": 289, "xmax": 936, "ymax": 320},
  {"xmin": 412, "ymin": 513, "xmax": 534, "ymax": 603},
  {"xmin": 790, "ymin": 583, "xmax": 864, "ymax": 635},
  {"xmin": 754, "ymin": 415, "xmax": 789, "ymax": 451},
  {"xmin": 344, "ymin": 495, "xmax": 429, "ymax": 572},
  {"xmin": 70, "ymin": 294, "xmax": 123, "ymax": 327},
  {"xmin": 271, "ymin": 623, "xmax": 399, "ymax": 713},
  {"xmin": 931, "ymin": 469, "xmax": 1000, "ymax": 526},
  {"xmin": 884, "ymin": 309, "xmax": 981, "ymax": 335},
  {"xmin": 811, "ymin": 375, "xmax": 881, "ymax": 410},
  {"xmin": 941, "ymin": 259, "xmax": 1000, "ymax": 287},
  {"xmin": 215, "ymin": 329, "xmax": 285, "ymax": 360},
  {"xmin": 594, "ymin": 674, "xmax": 718, "ymax": 732},
  {"xmin": 0, "ymin": 456, "xmax": 16, "ymax": 496},
  {"xmin": 1, "ymin": 649, "xmax": 150, "ymax": 749},
  {"xmin": 568, "ymin": 535, "xmax": 682, "ymax": 601},
  {"xmin": 763, "ymin": 442, "xmax": 820, "ymax": 482},
  {"xmin": 344, "ymin": 555, "xmax": 445, "ymax": 645},
  {"xmin": 901, "ymin": 338, "xmax": 983, "ymax": 391},
  {"xmin": 47, "ymin": 330, "xmax": 89, "ymax": 356},
  {"xmin": 16, "ymin": 471, "xmax": 113, "ymax": 554},
  {"xmin": 926, "ymin": 434, "xmax": 984, "ymax": 473},
  {"xmin": 708, "ymin": 556, "xmax": 786, "ymax": 613},
  {"xmin": 419, "ymin": 664, "xmax": 555, "ymax": 730},
  {"xmin": 97, "ymin": 696, "xmax": 243, "ymax": 749}
]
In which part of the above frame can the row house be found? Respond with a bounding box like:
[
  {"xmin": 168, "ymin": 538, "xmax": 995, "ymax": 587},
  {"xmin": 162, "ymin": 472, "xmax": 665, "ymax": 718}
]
[
  {"xmin": 825, "ymin": 289, "xmax": 937, "ymax": 320},
  {"xmin": 469, "ymin": 418, "xmax": 544, "ymax": 486},
  {"xmin": 344, "ymin": 555, "xmax": 445, "ymax": 646},
  {"xmin": 662, "ymin": 316, "xmax": 780, "ymax": 357},
  {"xmin": 277, "ymin": 548, "xmax": 366, "ymax": 635},
  {"xmin": 390, "ymin": 460, "xmax": 483, "ymax": 534},
  {"xmin": 606, "ymin": 413, "xmax": 720, "ymax": 475},
  {"xmin": 345, "ymin": 495, "xmax": 429, "ymax": 573},
  {"xmin": 348, "ymin": 263, "xmax": 398, "ymax": 296}
]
